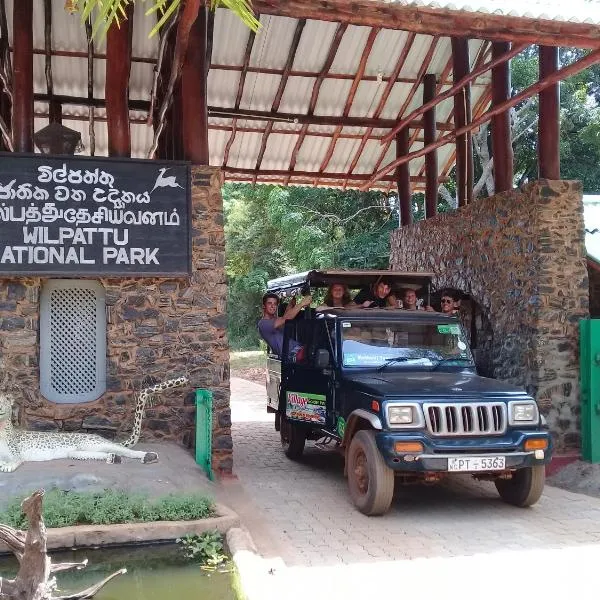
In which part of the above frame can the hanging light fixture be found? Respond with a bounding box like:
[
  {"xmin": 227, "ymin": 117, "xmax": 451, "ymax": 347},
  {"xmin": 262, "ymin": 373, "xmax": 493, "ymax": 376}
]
[{"xmin": 34, "ymin": 122, "xmax": 84, "ymax": 155}]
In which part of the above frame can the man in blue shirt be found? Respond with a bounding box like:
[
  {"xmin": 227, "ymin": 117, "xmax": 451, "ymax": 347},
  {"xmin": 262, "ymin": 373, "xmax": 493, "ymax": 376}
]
[{"xmin": 258, "ymin": 292, "xmax": 312, "ymax": 357}]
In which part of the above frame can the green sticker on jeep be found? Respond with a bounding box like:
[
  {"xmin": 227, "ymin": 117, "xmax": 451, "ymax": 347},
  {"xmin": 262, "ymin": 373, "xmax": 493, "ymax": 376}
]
[{"xmin": 337, "ymin": 416, "xmax": 346, "ymax": 438}]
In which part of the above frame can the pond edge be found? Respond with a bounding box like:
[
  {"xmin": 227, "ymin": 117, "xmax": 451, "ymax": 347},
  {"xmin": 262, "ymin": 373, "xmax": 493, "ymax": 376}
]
[{"xmin": 0, "ymin": 502, "xmax": 240, "ymax": 553}]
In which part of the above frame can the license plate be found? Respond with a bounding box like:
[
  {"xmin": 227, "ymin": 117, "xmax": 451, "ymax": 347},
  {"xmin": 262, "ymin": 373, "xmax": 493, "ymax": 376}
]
[{"xmin": 447, "ymin": 456, "xmax": 506, "ymax": 472}]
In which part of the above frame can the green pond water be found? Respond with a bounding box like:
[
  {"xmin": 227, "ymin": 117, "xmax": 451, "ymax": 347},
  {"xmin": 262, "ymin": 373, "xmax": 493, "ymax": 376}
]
[{"xmin": 0, "ymin": 543, "xmax": 237, "ymax": 600}]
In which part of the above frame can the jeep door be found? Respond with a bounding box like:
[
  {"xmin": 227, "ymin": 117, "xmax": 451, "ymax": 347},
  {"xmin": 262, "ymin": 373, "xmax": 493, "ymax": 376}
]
[{"xmin": 280, "ymin": 319, "xmax": 336, "ymax": 431}]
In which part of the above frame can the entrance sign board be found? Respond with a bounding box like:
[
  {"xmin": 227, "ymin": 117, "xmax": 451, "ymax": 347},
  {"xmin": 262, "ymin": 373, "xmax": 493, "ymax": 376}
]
[{"xmin": 0, "ymin": 154, "xmax": 191, "ymax": 276}]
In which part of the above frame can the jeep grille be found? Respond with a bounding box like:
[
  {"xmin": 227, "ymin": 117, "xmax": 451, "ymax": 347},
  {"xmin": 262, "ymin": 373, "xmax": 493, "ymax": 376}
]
[{"xmin": 424, "ymin": 402, "xmax": 507, "ymax": 436}]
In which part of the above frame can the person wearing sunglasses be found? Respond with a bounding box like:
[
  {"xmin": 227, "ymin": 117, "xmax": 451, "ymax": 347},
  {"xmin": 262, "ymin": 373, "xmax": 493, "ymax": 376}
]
[{"xmin": 439, "ymin": 289, "xmax": 460, "ymax": 315}]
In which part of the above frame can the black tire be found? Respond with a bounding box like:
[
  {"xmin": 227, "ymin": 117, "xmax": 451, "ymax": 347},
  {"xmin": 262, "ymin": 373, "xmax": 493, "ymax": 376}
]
[
  {"xmin": 347, "ymin": 430, "xmax": 394, "ymax": 516},
  {"xmin": 495, "ymin": 465, "xmax": 545, "ymax": 507},
  {"xmin": 280, "ymin": 417, "xmax": 306, "ymax": 460}
]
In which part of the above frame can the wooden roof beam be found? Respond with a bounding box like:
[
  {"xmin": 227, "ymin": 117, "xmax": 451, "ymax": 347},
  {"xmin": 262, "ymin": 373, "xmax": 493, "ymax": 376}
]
[
  {"xmin": 368, "ymin": 35, "xmax": 440, "ymax": 185},
  {"xmin": 254, "ymin": 18, "xmax": 306, "ymax": 181},
  {"xmin": 343, "ymin": 31, "xmax": 417, "ymax": 189},
  {"xmin": 252, "ymin": 0, "xmax": 600, "ymax": 49},
  {"xmin": 361, "ymin": 47, "xmax": 600, "ymax": 190},
  {"xmin": 105, "ymin": 2, "xmax": 133, "ymax": 157},
  {"xmin": 286, "ymin": 22, "xmax": 348, "ymax": 184},
  {"xmin": 317, "ymin": 27, "xmax": 380, "ymax": 181},
  {"xmin": 382, "ymin": 41, "xmax": 527, "ymax": 144},
  {"xmin": 222, "ymin": 19, "xmax": 258, "ymax": 168},
  {"xmin": 224, "ymin": 166, "xmax": 450, "ymax": 183}
]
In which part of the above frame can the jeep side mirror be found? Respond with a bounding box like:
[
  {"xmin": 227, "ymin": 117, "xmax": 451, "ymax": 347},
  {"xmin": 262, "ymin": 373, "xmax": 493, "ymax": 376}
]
[{"xmin": 315, "ymin": 349, "xmax": 330, "ymax": 368}]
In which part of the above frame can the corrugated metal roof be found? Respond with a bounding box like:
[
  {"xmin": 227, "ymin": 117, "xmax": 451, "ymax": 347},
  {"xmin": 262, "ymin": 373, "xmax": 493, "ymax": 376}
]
[
  {"xmin": 11, "ymin": 4, "xmax": 501, "ymax": 190},
  {"xmin": 389, "ymin": 0, "xmax": 600, "ymax": 25}
]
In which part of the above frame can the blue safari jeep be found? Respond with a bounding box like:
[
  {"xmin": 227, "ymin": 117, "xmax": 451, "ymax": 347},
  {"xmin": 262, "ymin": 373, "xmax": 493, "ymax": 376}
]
[{"xmin": 265, "ymin": 270, "xmax": 552, "ymax": 516}]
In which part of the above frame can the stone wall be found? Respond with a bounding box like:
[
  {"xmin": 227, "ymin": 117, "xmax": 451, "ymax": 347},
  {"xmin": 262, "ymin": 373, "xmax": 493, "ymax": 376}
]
[
  {"xmin": 0, "ymin": 166, "xmax": 232, "ymax": 475},
  {"xmin": 390, "ymin": 180, "xmax": 589, "ymax": 452},
  {"xmin": 588, "ymin": 262, "xmax": 600, "ymax": 318}
]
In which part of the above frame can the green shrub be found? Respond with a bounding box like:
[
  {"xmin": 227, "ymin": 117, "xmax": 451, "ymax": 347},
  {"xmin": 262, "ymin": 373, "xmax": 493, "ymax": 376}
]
[
  {"xmin": 176, "ymin": 531, "xmax": 228, "ymax": 567},
  {"xmin": 0, "ymin": 489, "xmax": 215, "ymax": 529}
]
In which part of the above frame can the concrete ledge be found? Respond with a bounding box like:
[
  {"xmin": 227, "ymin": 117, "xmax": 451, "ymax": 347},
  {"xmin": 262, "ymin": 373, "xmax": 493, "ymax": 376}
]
[
  {"xmin": 0, "ymin": 503, "xmax": 239, "ymax": 553},
  {"xmin": 227, "ymin": 527, "xmax": 286, "ymax": 600}
]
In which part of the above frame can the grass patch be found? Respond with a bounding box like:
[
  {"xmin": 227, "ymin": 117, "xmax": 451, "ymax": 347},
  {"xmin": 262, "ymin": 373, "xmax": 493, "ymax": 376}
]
[
  {"xmin": 229, "ymin": 350, "xmax": 265, "ymax": 371},
  {"xmin": 0, "ymin": 489, "xmax": 216, "ymax": 529}
]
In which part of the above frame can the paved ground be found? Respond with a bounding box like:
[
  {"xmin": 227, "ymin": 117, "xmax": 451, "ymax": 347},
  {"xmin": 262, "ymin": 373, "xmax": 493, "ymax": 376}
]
[{"xmin": 230, "ymin": 376, "xmax": 600, "ymax": 600}]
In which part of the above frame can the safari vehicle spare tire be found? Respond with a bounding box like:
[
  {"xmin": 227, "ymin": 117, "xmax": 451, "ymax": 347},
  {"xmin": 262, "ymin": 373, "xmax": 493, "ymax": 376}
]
[
  {"xmin": 495, "ymin": 465, "xmax": 545, "ymax": 507},
  {"xmin": 280, "ymin": 417, "xmax": 306, "ymax": 460},
  {"xmin": 347, "ymin": 429, "xmax": 394, "ymax": 516}
]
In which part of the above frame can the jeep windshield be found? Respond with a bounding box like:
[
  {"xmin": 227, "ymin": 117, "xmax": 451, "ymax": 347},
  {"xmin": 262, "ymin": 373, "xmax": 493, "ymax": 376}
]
[{"xmin": 341, "ymin": 320, "xmax": 474, "ymax": 369}]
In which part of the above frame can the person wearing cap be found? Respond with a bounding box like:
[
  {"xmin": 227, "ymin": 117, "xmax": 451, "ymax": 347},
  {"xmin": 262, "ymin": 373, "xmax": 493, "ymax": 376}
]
[{"xmin": 352, "ymin": 278, "xmax": 397, "ymax": 308}]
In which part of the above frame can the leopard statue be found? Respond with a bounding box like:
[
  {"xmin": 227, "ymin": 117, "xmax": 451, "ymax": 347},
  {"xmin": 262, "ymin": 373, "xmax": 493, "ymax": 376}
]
[{"xmin": 0, "ymin": 376, "xmax": 188, "ymax": 473}]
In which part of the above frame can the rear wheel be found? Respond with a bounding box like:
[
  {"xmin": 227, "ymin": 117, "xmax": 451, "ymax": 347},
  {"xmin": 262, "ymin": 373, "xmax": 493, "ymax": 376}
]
[
  {"xmin": 495, "ymin": 465, "xmax": 545, "ymax": 507},
  {"xmin": 280, "ymin": 417, "xmax": 306, "ymax": 460},
  {"xmin": 347, "ymin": 430, "xmax": 394, "ymax": 516}
]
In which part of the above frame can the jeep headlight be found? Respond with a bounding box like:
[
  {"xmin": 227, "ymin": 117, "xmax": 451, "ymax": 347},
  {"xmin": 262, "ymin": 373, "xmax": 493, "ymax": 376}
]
[
  {"xmin": 510, "ymin": 401, "xmax": 538, "ymax": 423},
  {"xmin": 388, "ymin": 405, "xmax": 414, "ymax": 425}
]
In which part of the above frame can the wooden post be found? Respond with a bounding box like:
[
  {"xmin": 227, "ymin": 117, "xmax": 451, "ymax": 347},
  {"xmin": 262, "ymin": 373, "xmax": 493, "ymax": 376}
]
[
  {"xmin": 491, "ymin": 41, "xmax": 513, "ymax": 192},
  {"xmin": 396, "ymin": 128, "xmax": 412, "ymax": 226},
  {"xmin": 538, "ymin": 45, "xmax": 560, "ymax": 179},
  {"xmin": 451, "ymin": 37, "xmax": 473, "ymax": 205},
  {"xmin": 423, "ymin": 74, "xmax": 438, "ymax": 218},
  {"xmin": 106, "ymin": 3, "xmax": 133, "ymax": 157},
  {"xmin": 181, "ymin": 5, "xmax": 209, "ymax": 163},
  {"xmin": 12, "ymin": 0, "xmax": 33, "ymax": 153}
]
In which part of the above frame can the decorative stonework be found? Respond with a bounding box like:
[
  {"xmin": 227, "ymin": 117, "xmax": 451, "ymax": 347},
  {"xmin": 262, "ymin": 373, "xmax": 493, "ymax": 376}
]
[
  {"xmin": 391, "ymin": 180, "xmax": 589, "ymax": 452},
  {"xmin": 0, "ymin": 166, "xmax": 232, "ymax": 475}
]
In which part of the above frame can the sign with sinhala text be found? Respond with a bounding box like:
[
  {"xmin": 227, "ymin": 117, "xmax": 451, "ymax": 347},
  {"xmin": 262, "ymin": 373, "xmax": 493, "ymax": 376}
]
[{"xmin": 0, "ymin": 154, "xmax": 191, "ymax": 276}]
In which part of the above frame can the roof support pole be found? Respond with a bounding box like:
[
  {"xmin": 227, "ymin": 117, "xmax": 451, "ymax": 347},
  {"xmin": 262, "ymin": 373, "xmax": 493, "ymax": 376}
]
[
  {"xmin": 181, "ymin": 5, "xmax": 209, "ymax": 164},
  {"xmin": 396, "ymin": 128, "xmax": 412, "ymax": 226},
  {"xmin": 12, "ymin": 0, "xmax": 33, "ymax": 153},
  {"xmin": 105, "ymin": 2, "xmax": 133, "ymax": 157},
  {"xmin": 491, "ymin": 41, "xmax": 513, "ymax": 192},
  {"xmin": 451, "ymin": 37, "xmax": 473, "ymax": 206},
  {"xmin": 538, "ymin": 45, "xmax": 560, "ymax": 179},
  {"xmin": 424, "ymin": 74, "xmax": 438, "ymax": 218},
  {"xmin": 361, "ymin": 46, "xmax": 600, "ymax": 190}
]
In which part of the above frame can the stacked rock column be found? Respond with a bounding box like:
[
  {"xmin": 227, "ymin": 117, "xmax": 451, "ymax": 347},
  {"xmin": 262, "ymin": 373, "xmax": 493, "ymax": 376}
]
[{"xmin": 390, "ymin": 180, "xmax": 589, "ymax": 452}]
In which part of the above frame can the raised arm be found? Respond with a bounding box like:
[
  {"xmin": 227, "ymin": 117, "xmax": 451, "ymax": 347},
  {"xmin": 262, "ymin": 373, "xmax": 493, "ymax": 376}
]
[{"xmin": 274, "ymin": 295, "xmax": 312, "ymax": 329}]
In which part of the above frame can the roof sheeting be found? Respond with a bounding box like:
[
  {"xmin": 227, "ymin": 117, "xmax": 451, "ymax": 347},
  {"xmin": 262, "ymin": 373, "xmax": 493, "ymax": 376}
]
[
  {"xmin": 387, "ymin": 0, "xmax": 600, "ymax": 25},
  {"xmin": 10, "ymin": 4, "xmax": 496, "ymax": 190}
]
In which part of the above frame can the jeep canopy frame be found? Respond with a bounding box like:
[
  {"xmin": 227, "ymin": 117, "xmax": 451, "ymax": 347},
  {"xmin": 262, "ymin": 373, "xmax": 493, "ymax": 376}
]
[{"xmin": 266, "ymin": 269, "xmax": 434, "ymax": 301}]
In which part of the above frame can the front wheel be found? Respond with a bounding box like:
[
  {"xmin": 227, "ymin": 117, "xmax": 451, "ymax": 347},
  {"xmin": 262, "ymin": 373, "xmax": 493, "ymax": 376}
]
[
  {"xmin": 280, "ymin": 417, "xmax": 306, "ymax": 460},
  {"xmin": 347, "ymin": 430, "xmax": 394, "ymax": 516},
  {"xmin": 495, "ymin": 465, "xmax": 545, "ymax": 507}
]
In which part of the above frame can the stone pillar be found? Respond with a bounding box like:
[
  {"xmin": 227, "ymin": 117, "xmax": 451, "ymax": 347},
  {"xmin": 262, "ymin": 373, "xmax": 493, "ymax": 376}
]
[
  {"xmin": 390, "ymin": 180, "xmax": 589, "ymax": 452},
  {"xmin": 0, "ymin": 166, "xmax": 232, "ymax": 476}
]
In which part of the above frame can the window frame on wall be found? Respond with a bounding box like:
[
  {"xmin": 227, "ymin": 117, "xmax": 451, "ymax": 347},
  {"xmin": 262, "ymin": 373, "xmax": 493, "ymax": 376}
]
[{"xmin": 40, "ymin": 279, "xmax": 106, "ymax": 404}]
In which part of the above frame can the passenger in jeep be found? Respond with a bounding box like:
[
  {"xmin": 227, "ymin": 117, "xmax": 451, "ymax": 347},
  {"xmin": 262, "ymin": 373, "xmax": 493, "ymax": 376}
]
[
  {"xmin": 352, "ymin": 278, "xmax": 397, "ymax": 308},
  {"xmin": 258, "ymin": 292, "xmax": 312, "ymax": 358}
]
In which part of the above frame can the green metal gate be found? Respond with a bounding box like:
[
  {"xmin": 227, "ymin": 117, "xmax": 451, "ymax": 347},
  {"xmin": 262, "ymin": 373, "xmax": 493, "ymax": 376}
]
[
  {"xmin": 580, "ymin": 319, "xmax": 600, "ymax": 462},
  {"xmin": 195, "ymin": 389, "xmax": 214, "ymax": 480}
]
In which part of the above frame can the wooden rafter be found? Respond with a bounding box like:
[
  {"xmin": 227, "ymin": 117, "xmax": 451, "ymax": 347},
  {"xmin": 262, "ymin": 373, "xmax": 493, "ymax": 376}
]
[
  {"xmin": 85, "ymin": 18, "xmax": 95, "ymax": 155},
  {"xmin": 12, "ymin": 0, "xmax": 33, "ymax": 153},
  {"xmin": 382, "ymin": 42, "xmax": 527, "ymax": 144},
  {"xmin": 148, "ymin": 0, "xmax": 203, "ymax": 159},
  {"xmin": 251, "ymin": 0, "xmax": 600, "ymax": 49},
  {"xmin": 222, "ymin": 19, "xmax": 259, "ymax": 168},
  {"xmin": 360, "ymin": 47, "xmax": 600, "ymax": 190},
  {"xmin": 368, "ymin": 35, "xmax": 440, "ymax": 186},
  {"xmin": 343, "ymin": 31, "xmax": 417, "ymax": 189},
  {"xmin": 106, "ymin": 2, "xmax": 133, "ymax": 157},
  {"xmin": 317, "ymin": 26, "xmax": 380, "ymax": 182},
  {"xmin": 254, "ymin": 18, "xmax": 306, "ymax": 182},
  {"xmin": 285, "ymin": 21, "xmax": 348, "ymax": 185}
]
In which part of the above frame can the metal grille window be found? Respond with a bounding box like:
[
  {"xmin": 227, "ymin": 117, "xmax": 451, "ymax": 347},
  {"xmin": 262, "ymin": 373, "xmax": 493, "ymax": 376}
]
[{"xmin": 40, "ymin": 280, "xmax": 106, "ymax": 403}]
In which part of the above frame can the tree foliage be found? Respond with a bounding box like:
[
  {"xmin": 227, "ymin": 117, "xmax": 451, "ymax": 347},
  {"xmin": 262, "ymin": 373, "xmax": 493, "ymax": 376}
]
[{"xmin": 224, "ymin": 184, "xmax": 396, "ymax": 348}]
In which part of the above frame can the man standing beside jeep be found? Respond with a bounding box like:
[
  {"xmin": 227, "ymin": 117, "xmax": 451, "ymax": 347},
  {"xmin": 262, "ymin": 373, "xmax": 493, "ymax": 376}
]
[{"xmin": 258, "ymin": 292, "xmax": 312, "ymax": 357}]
